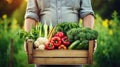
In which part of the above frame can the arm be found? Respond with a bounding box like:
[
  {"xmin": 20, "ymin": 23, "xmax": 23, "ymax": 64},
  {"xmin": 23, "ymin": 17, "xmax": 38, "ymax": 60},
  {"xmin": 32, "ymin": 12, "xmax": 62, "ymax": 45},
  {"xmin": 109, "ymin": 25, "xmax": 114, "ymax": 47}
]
[
  {"xmin": 80, "ymin": 0, "xmax": 96, "ymax": 51},
  {"xmin": 24, "ymin": 18, "xmax": 36, "ymax": 32},
  {"xmin": 79, "ymin": 0, "xmax": 94, "ymax": 29},
  {"xmin": 24, "ymin": 0, "xmax": 40, "ymax": 32},
  {"xmin": 82, "ymin": 14, "xmax": 94, "ymax": 29},
  {"xmin": 24, "ymin": 0, "xmax": 39, "ymax": 52},
  {"xmin": 82, "ymin": 15, "xmax": 96, "ymax": 52},
  {"xmin": 24, "ymin": 18, "xmax": 36, "ymax": 53}
]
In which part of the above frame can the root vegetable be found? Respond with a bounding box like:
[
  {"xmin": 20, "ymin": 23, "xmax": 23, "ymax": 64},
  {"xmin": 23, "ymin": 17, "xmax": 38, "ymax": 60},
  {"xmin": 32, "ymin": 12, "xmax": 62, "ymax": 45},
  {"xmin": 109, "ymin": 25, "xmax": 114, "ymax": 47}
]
[{"xmin": 38, "ymin": 44, "xmax": 45, "ymax": 50}]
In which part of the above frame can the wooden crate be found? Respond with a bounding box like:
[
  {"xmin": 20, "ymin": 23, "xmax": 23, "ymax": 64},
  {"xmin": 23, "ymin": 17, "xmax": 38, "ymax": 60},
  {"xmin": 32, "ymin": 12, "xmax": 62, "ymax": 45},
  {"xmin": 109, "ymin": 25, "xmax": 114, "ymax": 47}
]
[{"xmin": 26, "ymin": 40, "xmax": 95, "ymax": 65}]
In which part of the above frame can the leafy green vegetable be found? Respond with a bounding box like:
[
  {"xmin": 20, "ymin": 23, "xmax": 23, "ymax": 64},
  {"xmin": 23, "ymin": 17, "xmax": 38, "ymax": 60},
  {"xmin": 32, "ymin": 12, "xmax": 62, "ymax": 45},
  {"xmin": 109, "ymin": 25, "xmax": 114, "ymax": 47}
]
[
  {"xmin": 54, "ymin": 22, "xmax": 80, "ymax": 35},
  {"xmin": 30, "ymin": 27, "xmax": 39, "ymax": 40},
  {"xmin": 18, "ymin": 23, "xmax": 52, "ymax": 41}
]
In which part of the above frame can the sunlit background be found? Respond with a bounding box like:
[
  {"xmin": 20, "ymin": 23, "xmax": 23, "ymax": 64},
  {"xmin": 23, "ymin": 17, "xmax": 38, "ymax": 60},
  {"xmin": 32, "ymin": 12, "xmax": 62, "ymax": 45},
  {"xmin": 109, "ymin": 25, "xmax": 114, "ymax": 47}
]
[{"xmin": 0, "ymin": 0, "xmax": 120, "ymax": 67}]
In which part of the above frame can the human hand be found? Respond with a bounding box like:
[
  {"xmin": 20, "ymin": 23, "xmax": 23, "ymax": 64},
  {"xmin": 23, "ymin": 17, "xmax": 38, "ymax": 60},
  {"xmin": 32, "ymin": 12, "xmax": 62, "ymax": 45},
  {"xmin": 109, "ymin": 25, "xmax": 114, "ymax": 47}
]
[
  {"xmin": 93, "ymin": 40, "xmax": 97, "ymax": 53},
  {"xmin": 24, "ymin": 39, "xmax": 34, "ymax": 55},
  {"xmin": 24, "ymin": 41, "xmax": 28, "ymax": 54}
]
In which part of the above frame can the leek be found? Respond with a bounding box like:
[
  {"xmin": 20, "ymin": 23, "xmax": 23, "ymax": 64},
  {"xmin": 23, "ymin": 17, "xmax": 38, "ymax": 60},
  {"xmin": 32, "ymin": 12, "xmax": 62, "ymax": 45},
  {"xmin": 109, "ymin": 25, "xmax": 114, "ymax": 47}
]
[{"xmin": 44, "ymin": 20, "xmax": 48, "ymax": 38}]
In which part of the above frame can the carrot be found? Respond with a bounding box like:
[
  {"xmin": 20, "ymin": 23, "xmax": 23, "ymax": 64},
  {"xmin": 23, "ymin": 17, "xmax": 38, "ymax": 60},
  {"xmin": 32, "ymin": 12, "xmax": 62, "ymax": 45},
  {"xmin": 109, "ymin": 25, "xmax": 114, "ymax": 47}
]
[{"xmin": 48, "ymin": 26, "xmax": 56, "ymax": 42}]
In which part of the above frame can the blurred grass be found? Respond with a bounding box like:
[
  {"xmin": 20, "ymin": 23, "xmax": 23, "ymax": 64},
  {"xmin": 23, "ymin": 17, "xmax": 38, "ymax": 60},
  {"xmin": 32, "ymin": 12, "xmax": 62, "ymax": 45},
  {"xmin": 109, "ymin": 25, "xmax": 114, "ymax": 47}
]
[{"xmin": 84, "ymin": 11, "xmax": 120, "ymax": 67}]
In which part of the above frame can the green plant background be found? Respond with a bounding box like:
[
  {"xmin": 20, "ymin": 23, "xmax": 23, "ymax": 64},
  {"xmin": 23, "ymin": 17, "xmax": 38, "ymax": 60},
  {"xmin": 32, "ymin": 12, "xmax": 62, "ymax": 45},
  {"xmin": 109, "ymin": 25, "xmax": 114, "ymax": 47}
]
[{"xmin": 0, "ymin": 0, "xmax": 120, "ymax": 67}]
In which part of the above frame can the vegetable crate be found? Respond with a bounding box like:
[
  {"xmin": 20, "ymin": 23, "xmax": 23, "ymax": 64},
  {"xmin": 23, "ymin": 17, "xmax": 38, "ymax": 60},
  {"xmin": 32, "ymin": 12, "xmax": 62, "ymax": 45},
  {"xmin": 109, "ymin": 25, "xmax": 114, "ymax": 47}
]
[{"xmin": 26, "ymin": 40, "xmax": 95, "ymax": 65}]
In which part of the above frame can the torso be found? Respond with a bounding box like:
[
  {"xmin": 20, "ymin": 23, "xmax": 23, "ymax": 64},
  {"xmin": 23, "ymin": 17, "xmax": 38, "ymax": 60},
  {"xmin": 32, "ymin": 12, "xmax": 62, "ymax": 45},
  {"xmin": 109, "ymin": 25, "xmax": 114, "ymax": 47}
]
[{"xmin": 36, "ymin": 0, "xmax": 81, "ymax": 26}]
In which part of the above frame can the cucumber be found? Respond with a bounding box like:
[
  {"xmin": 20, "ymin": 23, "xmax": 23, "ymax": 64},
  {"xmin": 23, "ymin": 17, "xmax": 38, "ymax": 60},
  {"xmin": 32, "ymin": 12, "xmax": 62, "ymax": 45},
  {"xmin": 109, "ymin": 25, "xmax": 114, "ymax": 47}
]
[
  {"xmin": 68, "ymin": 40, "xmax": 80, "ymax": 50},
  {"xmin": 76, "ymin": 40, "xmax": 88, "ymax": 50}
]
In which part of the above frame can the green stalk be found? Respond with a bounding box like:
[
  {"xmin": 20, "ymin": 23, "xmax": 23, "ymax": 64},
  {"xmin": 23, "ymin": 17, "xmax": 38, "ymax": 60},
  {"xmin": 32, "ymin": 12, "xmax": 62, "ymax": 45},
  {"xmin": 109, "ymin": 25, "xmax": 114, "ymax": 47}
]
[
  {"xmin": 44, "ymin": 20, "xmax": 48, "ymax": 38},
  {"xmin": 49, "ymin": 20, "xmax": 53, "ymax": 35},
  {"xmin": 39, "ymin": 23, "xmax": 42, "ymax": 37},
  {"xmin": 36, "ymin": 24, "xmax": 38, "ymax": 30}
]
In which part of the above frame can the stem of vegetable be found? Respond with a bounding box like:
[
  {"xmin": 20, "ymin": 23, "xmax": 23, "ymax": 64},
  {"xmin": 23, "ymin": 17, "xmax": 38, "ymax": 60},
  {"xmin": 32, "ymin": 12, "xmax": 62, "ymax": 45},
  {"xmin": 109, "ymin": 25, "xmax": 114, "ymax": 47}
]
[
  {"xmin": 48, "ymin": 26, "xmax": 56, "ymax": 42},
  {"xmin": 49, "ymin": 20, "xmax": 53, "ymax": 37},
  {"xmin": 39, "ymin": 23, "xmax": 42, "ymax": 37},
  {"xmin": 44, "ymin": 20, "xmax": 48, "ymax": 38}
]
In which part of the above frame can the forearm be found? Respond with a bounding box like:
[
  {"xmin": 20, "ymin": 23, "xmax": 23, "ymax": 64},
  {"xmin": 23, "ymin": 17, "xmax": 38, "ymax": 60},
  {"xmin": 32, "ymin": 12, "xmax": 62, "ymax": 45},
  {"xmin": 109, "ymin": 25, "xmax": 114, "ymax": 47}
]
[
  {"xmin": 82, "ymin": 15, "xmax": 94, "ymax": 29},
  {"xmin": 24, "ymin": 18, "xmax": 37, "ymax": 32},
  {"xmin": 82, "ymin": 15, "xmax": 97, "ymax": 51}
]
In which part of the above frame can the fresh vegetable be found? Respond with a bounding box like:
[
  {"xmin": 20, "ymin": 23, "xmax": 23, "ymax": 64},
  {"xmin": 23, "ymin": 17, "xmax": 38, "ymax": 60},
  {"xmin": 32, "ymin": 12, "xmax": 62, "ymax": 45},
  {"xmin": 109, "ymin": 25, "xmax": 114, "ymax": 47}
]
[
  {"xmin": 38, "ymin": 44, "xmax": 45, "ymax": 50},
  {"xmin": 38, "ymin": 23, "xmax": 43, "ymax": 37},
  {"xmin": 45, "ymin": 42, "xmax": 55, "ymax": 50},
  {"xmin": 76, "ymin": 40, "xmax": 89, "ymax": 50},
  {"xmin": 54, "ymin": 22, "xmax": 80, "ymax": 35},
  {"xmin": 67, "ymin": 27, "xmax": 98, "ymax": 50},
  {"xmin": 37, "ymin": 37, "xmax": 48, "ymax": 44},
  {"xmin": 34, "ymin": 40, "xmax": 39, "ymax": 48},
  {"xmin": 51, "ymin": 36, "xmax": 61, "ymax": 47},
  {"xmin": 67, "ymin": 27, "xmax": 98, "ymax": 43},
  {"xmin": 30, "ymin": 25, "xmax": 42, "ymax": 40},
  {"xmin": 68, "ymin": 40, "xmax": 80, "ymax": 50},
  {"xmin": 44, "ymin": 21, "xmax": 48, "ymax": 38},
  {"xmin": 54, "ymin": 32, "xmax": 64, "ymax": 38},
  {"xmin": 18, "ymin": 22, "xmax": 98, "ymax": 50},
  {"xmin": 58, "ymin": 45, "xmax": 67, "ymax": 50},
  {"xmin": 49, "ymin": 21, "xmax": 53, "ymax": 34},
  {"xmin": 61, "ymin": 36, "xmax": 70, "ymax": 46},
  {"xmin": 34, "ymin": 37, "xmax": 48, "ymax": 48},
  {"xmin": 48, "ymin": 26, "xmax": 56, "ymax": 41},
  {"xmin": 18, "ymin": 30, "xmax": 29, "ymax": 40}
]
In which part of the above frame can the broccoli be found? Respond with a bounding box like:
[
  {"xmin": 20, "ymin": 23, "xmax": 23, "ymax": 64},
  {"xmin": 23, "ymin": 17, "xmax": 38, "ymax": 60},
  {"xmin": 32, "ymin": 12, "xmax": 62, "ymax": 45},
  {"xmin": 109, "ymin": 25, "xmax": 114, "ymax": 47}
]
[
  {"xmin": 67, "ymin": 27, "xmax": 98, "ymax": 50},
  {"xmin": 67, "ymin": 27, "xmax": 98, "ymax": 42}
]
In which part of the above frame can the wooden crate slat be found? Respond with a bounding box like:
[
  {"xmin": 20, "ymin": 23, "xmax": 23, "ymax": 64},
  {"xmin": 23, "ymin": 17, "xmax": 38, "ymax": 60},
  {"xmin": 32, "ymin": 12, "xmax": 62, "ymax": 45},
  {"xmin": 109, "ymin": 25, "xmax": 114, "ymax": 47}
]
[
  {"xmin": 27, "ymin": 40, "xmax": 33, "ymax": 64},
  {"xmin": 88, "ymin": 40, "xmax": 94, "ymax": 64},
  {"xmin": 33, "ymin": 50, "xmax": 88, "ymax": 57},
  {"xmin": 27, "ymin": 40, "xmax": 95, "ymax": 64},
  {"xmin": 32, "ymin": 58, "xmax": 88, "ymax": 65}
]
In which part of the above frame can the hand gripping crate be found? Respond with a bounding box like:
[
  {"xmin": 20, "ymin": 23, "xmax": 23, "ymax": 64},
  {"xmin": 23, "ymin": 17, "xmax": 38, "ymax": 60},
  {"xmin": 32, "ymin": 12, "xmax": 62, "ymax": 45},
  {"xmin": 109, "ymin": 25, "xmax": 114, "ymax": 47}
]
[{"xmin": 26, "ymin": 40, "xmax": 95, "ymax": 65}]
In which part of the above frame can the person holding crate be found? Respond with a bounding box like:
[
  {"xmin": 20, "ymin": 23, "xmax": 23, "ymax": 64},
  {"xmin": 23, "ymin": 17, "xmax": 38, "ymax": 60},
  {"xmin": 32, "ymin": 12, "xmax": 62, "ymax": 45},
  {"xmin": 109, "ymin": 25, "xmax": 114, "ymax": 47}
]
[{"xmin": 24, "ymin": 0, "xmax": 96, "ymax": 67}]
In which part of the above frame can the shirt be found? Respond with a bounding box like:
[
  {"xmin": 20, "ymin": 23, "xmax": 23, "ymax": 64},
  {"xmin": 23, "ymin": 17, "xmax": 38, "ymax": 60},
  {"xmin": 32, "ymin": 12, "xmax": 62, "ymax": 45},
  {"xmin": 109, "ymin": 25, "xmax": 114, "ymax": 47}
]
[{"xmin": 25, "ymin": 0, "xmax": 94, "ymax": 26}]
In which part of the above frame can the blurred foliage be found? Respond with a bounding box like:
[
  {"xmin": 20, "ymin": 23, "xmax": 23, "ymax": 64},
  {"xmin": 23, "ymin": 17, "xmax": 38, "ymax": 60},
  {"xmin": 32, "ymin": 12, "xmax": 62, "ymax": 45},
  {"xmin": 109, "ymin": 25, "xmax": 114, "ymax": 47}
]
[
  {"xmin": 0, "ymin": 14, "xmax": 33, "ymax": 67},
  {"xmin": 0, "ymin": 0, "xmax": 26, "ymax": 27},
  {"xmin": 92, "ymin": 0, "xmax": 120, "ymax": 19},
  {"xmin": 84, "ymin": 11, "xmax": 120, "ymax": 67},
  {"xmin": 11, "ymin": 0, "xmax": 27, "ymax": 27},
  {"xmin": 0, "ymin": 0, "xmax": 23, "ymax": 17}
]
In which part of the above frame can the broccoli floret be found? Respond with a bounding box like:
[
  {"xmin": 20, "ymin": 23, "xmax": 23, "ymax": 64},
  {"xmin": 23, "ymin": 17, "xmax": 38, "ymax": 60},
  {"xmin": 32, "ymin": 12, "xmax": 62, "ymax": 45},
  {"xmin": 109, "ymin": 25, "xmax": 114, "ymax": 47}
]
[
  {"xmin": 86, "ymin": 32, "xmax": 93, "ymax": 40},
  {"xmin": 93, "ymin": 30, "xmax": 98, "ymax": 39},
  {"xmin": 67, "ymin": 27, "xmax": 98, "ymax": 50},
  {"xmin": 67, "ymin": 28, "xmax": 79, "ymax": 42},
  {"xmin": 86, "ymin": 30, "xmax": 98, "ymax": 40},
  {"xmin": 67, "ymin": 27, "xmax": 98, "ymax": 43}
]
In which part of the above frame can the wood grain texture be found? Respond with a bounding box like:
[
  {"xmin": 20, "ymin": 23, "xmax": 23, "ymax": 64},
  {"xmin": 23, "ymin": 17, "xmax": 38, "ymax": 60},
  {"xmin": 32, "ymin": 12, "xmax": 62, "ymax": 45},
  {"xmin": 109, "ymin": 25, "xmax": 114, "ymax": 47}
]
[
  {"xmin": 33, "ymin": 50, "xmax": 88, "ymax": 58},
  {"xmin": 27, "ymin": 40, "xmax": 95, "ymax": 64},
  {"xmin": 32, "ymin": 58, "xmax": 88, "ymax": 65},
  {"xmin": 88, "ymin": 40, "xmax": 94, "ymax": 64},
  {"xmin": 27, "ymin": 40, "xmax": 33, "ymax": 64}
]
